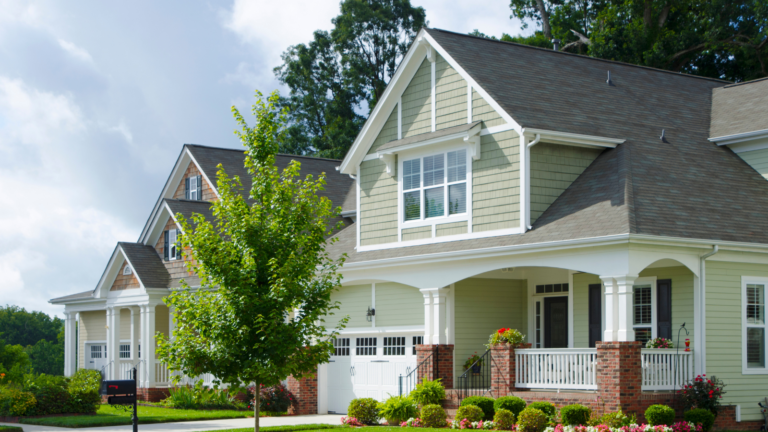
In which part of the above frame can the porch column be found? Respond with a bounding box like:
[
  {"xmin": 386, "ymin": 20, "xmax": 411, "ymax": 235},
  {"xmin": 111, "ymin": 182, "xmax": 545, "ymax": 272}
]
[
  {"xmin": 168, "ymin": 305, "xmax": 176, "ymax": 340},
  {"xmin": 432, "ymin": 288, "xmax": 449, "ymax": 344},
  {"xmin": 600, "ymin": 277, "xmax": 617, "ymax": 342},
  {"xmin": 141, "ymin": 304, "xmax": 156, "ymax": 387},
  {"xmin": 109, "ymin": 307, "xmax": 122, "ymax": 379},
  {"xmin": 63, "ymin": 312, "xmax": 77, "ymax": 377},
  {"xmin": 615, "ymin": 276, "xmax": 637, "ymax": 341},
  {"xmin": 420, "ymin": 289, "xmax": 433, "ymax": 344},
  {"xmin": 130, "ymin": 307, "xmax": 140, "ymax": 360}
]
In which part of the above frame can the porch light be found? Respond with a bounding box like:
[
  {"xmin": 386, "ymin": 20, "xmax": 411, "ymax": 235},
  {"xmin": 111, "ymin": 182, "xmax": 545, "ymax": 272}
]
[{"xmin": 366, "ymin": 307, "xmax": 375, "ymax": 322}]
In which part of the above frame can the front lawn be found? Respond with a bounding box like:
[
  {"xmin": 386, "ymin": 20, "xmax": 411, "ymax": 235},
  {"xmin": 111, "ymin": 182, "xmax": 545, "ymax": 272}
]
[
  {"xmin": 0, "ymin": 426, "xmax": 24, "ymax": 432},
  {"xmin": 208, "ymin": 428, "xmax": 432, "ymax": 432},
  {"xmin": 19, "ymin": 404, "xmax": 252, "ymax": 428}
]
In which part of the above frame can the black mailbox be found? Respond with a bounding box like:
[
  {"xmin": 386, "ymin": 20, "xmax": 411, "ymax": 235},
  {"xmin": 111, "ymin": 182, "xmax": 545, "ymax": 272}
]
[{"xmin": 100, "ymin": 380, "xmax": 136, "ymax": 396}]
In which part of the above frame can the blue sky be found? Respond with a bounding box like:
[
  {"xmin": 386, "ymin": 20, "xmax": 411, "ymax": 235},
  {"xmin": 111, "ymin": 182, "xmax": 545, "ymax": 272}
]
[{"xmin": 0, "ymin": 0, "xmax": 531, "ymax": 317}]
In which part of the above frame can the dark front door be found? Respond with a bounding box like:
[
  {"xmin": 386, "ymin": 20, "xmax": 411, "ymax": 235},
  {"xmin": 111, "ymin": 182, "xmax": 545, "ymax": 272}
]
[
  {"xmin": 544, "ymin": 296, "xmax": 569, "ymax": 348},
  {"xmin": 588, "ymin": 284, "xmax": 602, "ymax": 348},
  {"xmin": 657, "ymin": 279, "xmax": 672, "ymax": 340}
]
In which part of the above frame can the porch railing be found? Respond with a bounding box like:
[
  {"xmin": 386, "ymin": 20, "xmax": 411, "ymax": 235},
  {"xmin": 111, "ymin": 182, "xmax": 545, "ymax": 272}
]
[
  {"xmin": 399, "ymin": 351, "xmax": 434, "ymax": 397},
  {"xmin": 641, "ymin": 349, "xmax": 693, "ymax": 391},
  {"xmin": 456, "ymin": 350, "xmax": 492, "ymax": 400},
  {"xmin": 515, "ymin": 348, "xmax": 598, "ymax": 390}
]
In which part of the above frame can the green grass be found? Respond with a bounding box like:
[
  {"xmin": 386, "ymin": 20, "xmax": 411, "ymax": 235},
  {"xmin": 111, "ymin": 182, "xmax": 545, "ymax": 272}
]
[
  {"xmin": 0, "ymin": 426, "xmax": 24, "ymax": 432},
  {"xmin": 205, "ymin": 428, "xmax": 438, "ymax": 432},
  {"xmin": 19, "ymin": 404, "xmax": 252, "ymax": 428}
]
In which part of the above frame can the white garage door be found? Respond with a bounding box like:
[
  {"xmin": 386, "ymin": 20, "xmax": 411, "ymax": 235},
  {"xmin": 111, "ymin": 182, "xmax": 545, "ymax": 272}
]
[{"xmin": 327, "ymin": 334, "xmax": 421, "ymax": 414}]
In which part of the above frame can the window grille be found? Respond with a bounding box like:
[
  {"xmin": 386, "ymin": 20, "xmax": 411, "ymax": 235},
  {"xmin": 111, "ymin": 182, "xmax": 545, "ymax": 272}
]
[
  {"xmin": 123, "ymin": 265, "xmax": 132, "ymax": 276},
  {"xmin": 746, "ymin": 283, "xmax": 766, "ymax": 368},
  {"xmin": 332, "ymin": 338, "xmax": 350, "ymax": 356},
  {"xmin": 383, "ymin": 337, "xmax": 405, "ymax": 356},
  {"xmin": 119, "ymin": 344, "xmax": 131, "ymax": 359},
  {"xmin": 403, "ymin": 149, "xmax": 467, "ymax": 222},
  {"xmin": 356, "ymin": 337, "xmax": 377, "ymax": 356},
  {"xmin": 535, "ymin": 283, "xmax": 569, "ymax": 294},
  {"xmin": 90, "ymin": 345, "xmax": 102, "ymax": 359},
  {"xmin": 412, "ymin": 336, "xmax": 423, "ymax": 355},
  {"xmin": 634, "ymin": 285, "xmax": 653, "ymax": 343}
]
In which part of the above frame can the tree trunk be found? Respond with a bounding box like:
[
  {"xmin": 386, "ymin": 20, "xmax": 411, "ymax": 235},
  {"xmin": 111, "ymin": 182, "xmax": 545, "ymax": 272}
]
[
  {"xmin": 254, "ymin": 382, "xmax": 260, "ymax": 432},
  {"xmin": 535, "ymin": 0, "xmax": 552, "ymax": 40}
]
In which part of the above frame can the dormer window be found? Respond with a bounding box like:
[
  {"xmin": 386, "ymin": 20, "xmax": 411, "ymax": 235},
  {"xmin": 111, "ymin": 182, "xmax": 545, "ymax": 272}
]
[
  {"xmin": 185, "ymin": 175, "xmax": 203, "ymax": 201},
  {"xmin": 401, "ymin": 149, "xmax": 468, "ymax": 223},
  {"xmin": 123, "ymin": 265, "xmax": 132, "ymax": 276},
  {"xmin": 164, "ymin": 228, "xmax": 181, "ymax": 261}
]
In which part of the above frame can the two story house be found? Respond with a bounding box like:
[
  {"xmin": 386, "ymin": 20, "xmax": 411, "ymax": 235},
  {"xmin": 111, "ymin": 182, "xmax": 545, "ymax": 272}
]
[{"xmin": 52, "ymin": 28, "xmax": 768, "ymax": 428}]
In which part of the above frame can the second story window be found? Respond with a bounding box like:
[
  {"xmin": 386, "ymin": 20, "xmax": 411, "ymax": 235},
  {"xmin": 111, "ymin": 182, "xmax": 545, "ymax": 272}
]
[
  {"xmin": 164, "ymin": 228, "xmax": 181, "ymax": 261},
  {"xmin": 402, "ymin": 149, "xmax": 467, "ymax": 222},
  {"xmin": 185, "ymin": 175, "xmax": 203, "ymax": 201}
]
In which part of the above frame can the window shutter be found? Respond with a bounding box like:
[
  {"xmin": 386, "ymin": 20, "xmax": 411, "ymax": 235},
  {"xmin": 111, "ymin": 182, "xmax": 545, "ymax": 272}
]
[
  {"xmin": 163, "ymin": 230, "xmax": 169, "ymax": 260},
  {"xmin": 588, "ymin": 284, "xmax": 602, "ymax": 348},
  {"xmin": 657, "ymin": 279, "xmax": 672, "ymax": 340},
  {"xmin": 175, "ymin": 229, "xmax": 181, "ymax": 259},
  {"xmin": 185, "ymin": 178, "xmax": 190, "ymax": 200},
  {"xmin": 196, "ymin": 175, "xmax": 202, "ymax": 200}
]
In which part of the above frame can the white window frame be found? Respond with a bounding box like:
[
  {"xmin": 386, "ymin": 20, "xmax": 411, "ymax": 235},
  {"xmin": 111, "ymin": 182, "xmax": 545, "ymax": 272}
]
[
  {"xmin": 168, "ymin": 229, "xmax": 178, "ymax": 261},
  {"xmin": 123, "ymin": 265, "xmax": 132, "ymax": 276},
  {"xmin": 397, "ymin": 143, "xmax": 471, "ymax": 234},
  {"xmin": 632, "ymin": 277, "xmax": 657, "ymax": 343},
  {"xmin": 119, "ymin": 343, "xmax": 131, "ymax": 359},
  {"xmin": 742, "ymin": 276, "xmax": 768, "ymax": 374},
  {"xmin": 189, "ymin": 176, "xmax": 199, "ymax": 200}
]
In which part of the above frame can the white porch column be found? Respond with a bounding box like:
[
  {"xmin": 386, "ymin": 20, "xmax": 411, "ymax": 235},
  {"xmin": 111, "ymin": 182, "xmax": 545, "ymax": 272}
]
[
  {"xmin": 600, "ymin": 276, "xmax": 617, "ymax": 342},
  {"xmin": 168, "ymin": 305, "xmax": 176, "ymax": 340},
  {"xmin": 615, "ymin": 276, "xmax": 638, "ymax": 342},
  {"xmin": 420, "ymin": 289, "xmax": 433, "ymax": 345},
  {"xmin": 141, "ymin": 304, "xmax": 156, "ymax": 387},
  {"xmin": 63, "ymin": 312, "xmax": 77, "ymax": 377},
  {"xmin": 432, "ymin": 288, "xmax": 449, "ymax": 344},
  {"xmin": 130, "ymin": 307, "xmax": 140, "ymax": 360},
  {"xmin": 109, "ymin": 307, "xmax": 122, "ymax": 379}
]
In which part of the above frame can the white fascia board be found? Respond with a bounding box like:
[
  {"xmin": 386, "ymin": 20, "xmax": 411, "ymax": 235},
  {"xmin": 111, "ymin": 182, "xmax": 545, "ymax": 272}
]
[
  {"xmin": 138, "ymin": 148, "xmax": 190, "ymax": 243},
  {"xmin": 92, "ymin": 245, "xmax": 123, "ymax": 299},
  {"xmin": 186, "ymin": 147, "xmax": 219, "ymax": 199},
  {"xmin": 145, "ymin": 205, "xmax": 179, "ymax": 249},
  {"xmin": 116, "ymin": 245, "xmax": 146, "ymax": 290},
  {"xmin": 522, "ymin": 128, "xmax": 625, "ymax": 148},
  {"xmin": 709, "ymin": 128, "xmax": 768, "ymax": 146},
  {"xmin": 376, "ymin": 123, "xmax": 482, "ymax": 158},
  {"xmin": 339, "ymin": 31, "xmax": 430, "ymax": 175},
  {"xmin": 61, "ymin": 301, "xmax": 107, "ymax": 312}
]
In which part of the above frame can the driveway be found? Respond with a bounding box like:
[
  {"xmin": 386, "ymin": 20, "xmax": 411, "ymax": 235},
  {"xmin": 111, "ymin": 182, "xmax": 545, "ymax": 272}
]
[{"xmin": 0, "ymin": 414, "xmax": 344, "ymax": 432}]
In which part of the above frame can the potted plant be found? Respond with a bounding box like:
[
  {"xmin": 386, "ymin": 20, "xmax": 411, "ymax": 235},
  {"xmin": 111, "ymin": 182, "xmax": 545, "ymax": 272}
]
[
  {"xmin": 646, "ymin": 337, "xmax": 674, "ymax": 349},
  {"xmin": 464, "ymin": 352, "xmax": 483, "ymax": 373},
  {"xmin": 486, "ymin": 328, "xmax": 526, "ymax": 349}
]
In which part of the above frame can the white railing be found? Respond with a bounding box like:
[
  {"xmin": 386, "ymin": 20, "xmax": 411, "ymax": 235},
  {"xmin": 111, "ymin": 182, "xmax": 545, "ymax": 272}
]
[
  {"xmin": 641, "ymin": 349, "xmax": 693, "ymax": 391},
  {"xmin": 516, "ymin": 348, "xmax": 598, "ymax": 390},
  {"xmin": 156, "ymin": 362, "xmax": 172, "ymax": 385}
]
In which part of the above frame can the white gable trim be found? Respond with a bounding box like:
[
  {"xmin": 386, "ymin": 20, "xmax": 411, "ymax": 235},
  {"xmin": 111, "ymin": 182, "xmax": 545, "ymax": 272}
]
[
  {"xmin": 93, "ymin": 246, "xmax": 120, "ymax": 299},
  {"xmin": 710, "ymin": 128, "xmax": 768, "ymax": 146},
  {"xmin": 187, "ymin": 149, "xmax": 219, "ymax": 199},
  {"xmin": 116, "ymin": 245, "xmax": 146, "ymax": 290},
  {"xmin": 339, "ymin": 29, "xmax": 520, "ymax": 175}
]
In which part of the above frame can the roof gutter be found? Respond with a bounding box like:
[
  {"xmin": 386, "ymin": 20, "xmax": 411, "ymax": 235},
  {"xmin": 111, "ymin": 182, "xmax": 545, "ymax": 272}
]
[{"xmin": 697, "ymin": 245, "xmax": 719, "ymax": 375}]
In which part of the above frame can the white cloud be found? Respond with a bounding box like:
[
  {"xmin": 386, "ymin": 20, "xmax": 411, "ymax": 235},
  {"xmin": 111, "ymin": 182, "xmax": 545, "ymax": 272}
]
[{"xmin": 58, "ymin": 39, "xmax": 94, "ymax": 64}]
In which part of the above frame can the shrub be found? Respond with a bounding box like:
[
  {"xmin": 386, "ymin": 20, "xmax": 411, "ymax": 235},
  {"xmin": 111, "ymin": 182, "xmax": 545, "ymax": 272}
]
[
  {"xmin": 646, "ymin": 404, "xmax": 676, "ymax": 426},
  {"xmin": 165, "ymin": 380, "xmax": 243, "ymax": 410},
  {"xmin": 67, "ymin": 369, "xmax": 102, "ymax": 414},
  {"xmin": 517, "ymin": 407, "xmax": 548, "ymax": 432},
  {"xmin": 23, "ymin": 374, "xmax": 69, "ymax": 416},
  {"xmin": 461, "ymin": 396, "xmax": 495, "ymax": 420},
  {"xmin": 684, "ymin": 408, "xmax": 716, "ymax": 432},
  {"xmin": 455, "ymin": 404, "xmax": 484, "ymax": 423},
  {"xmin": 679, "ymin": 375, "xmax": 726, "ymax": 415},
  {"xmin": 560, "ymin": 404, "xmax": 592, "ymax": 426},
  {"xmin": 421, "ymin": 403, "xmax": 447, "ymax": 428},
  {"xmin": 409, "ymin": 377, "xmax": 445, "ymax": 406},
  {"xmin": 0, "ymin": 387, "xmax": 37, "ymax": 417},
  {"xmin": 527, "ymin": 401, "xmax": 556, "ymax": 418},
  {"xmin": 494, "ymin": 408, "xmax": 516, "ymax": 430},
  {"xmin": 494, "ymin": 396, "xmax": 526, "ymax": 417},
  {"xmin": 348, "ymin": 397, "xmax": 380, "ymax": 425},
  {"xmin": 590, "ymin": 410, "xmax": 634, "ymax": 428},
  {"xmin": 258, "ymin": 383, "xmax": 296, "ymax": 413},
  {"xmin": 341, "ymin": 416, "xmax": 363, "ymax": 426},
  {"xmin": 378, "ymin": 395, "xmax": 418, "ymax": 426}
]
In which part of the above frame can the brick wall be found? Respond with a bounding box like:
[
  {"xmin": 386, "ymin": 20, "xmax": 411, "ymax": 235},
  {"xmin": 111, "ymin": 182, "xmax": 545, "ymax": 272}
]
[
  {"xmin": 136, "ymin": 387, "xmax": 171, "ymax": 402},
  {"xmin": 596, "ymin": 341, "xmax": 643, "ymax": 413},
  {"xmin": 287, "ymin": 370, "xmax": 318, "ymax": 415},
  {"xmin": 415, "ymin": 344, "xmax": 454, "ymax": 388},
  {"xmin": 173, "ymin": 162, "xmax": 217, "ymax": 201},
  {"xmin": 490, "ymin": 343, "xmax": 531, "ymax": 397}
]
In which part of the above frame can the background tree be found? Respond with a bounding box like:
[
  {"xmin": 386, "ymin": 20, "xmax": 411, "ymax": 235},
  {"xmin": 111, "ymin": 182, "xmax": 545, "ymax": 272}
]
[
  {"xmin": 0, "ymin": 305, "xmax": 63, "ymax": 347},
  {"xmin": 156, "ymin": 91, "xmax": 347, "ymax": 432},
  {"xmin": 0, "ymin": 337, "xmax": 31, "ymax": 383},
  {"xmin": 275, "ymin": 0, "xmax": 426, "ymax": 159},
  {"xmin": 501, "ymin": 0, "xmax": 767, "ymax": 81},
  {"xmin": 24, "ymin": 330, "xmax": 65, "ymax": 376}
]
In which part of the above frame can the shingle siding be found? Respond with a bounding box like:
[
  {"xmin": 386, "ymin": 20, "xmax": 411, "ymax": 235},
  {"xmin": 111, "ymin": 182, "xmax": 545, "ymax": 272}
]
[
  {"xmin": 472, "ymin": 89, "xmax": 504, "ymax": 127},
  {"xmin": 402, "ymin": 226, "xmax": 431, "ymax": 241},
  {"xmin": 369, "ymin": 106, "xmax": 399, "ymax": 154},
  {"xmin": 401, "ymin": 58, "xmax": 433, "ymax": 138},
  {"xmin": 327, "ymin": 284, "xmax": 372, "ymax": 329},
  {"xmin": 111, "ymin": 261, "xmax": 140, "ymax": 291},
  {"xmin": 436, "ymin": 221, "xmax": 468, "ymax": 237},
  {"xmin": 79, "ymin": 311, "xmax": 106, "ymax": 369},
  {"xmin": 472, "ymin": 130, "xmax": 520, "ymax": 232},
  {"xmin": 435, "ymin": 55, "xmax": 467, "ymax": 130},
  {"xmin": 359, "ymin": 159, "xmax": 398, "ymax": 246},
  {"xmin": 375, "ymin": 282, "xmax": 424, "ymax": 327},
  {"xmin": 736, "ymin": 145, "xmax": 768, "ymax": 181}
]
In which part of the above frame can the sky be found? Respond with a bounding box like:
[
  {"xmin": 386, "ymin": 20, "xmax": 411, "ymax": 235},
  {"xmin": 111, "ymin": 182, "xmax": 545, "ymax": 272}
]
[{"xmin": 0, "ymin": 0, "xmax": 533, "ymax": 318}]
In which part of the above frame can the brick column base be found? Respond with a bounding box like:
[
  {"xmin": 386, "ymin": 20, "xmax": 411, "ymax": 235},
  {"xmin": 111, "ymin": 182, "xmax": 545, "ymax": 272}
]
[
  {"xmin": 596, "ymin": 341, "xmax": 643, "ymax": 413},
  {"xmin": 136, "ymin": 387, "xmax": 171, "ymax": 402},
  {"xmin": 287, "ymin": 369, "xmax": 318, "ymax": 415},
  {"xmin": 416, "ymin": 344, "xmax": 454, "ymax": 388},
  {"xmin": 490, "ymin": 343, "xmax": 531, "ymax": 397}
]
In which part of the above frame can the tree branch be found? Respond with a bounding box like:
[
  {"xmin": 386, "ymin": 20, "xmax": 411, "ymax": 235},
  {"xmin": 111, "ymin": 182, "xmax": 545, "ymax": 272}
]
[{"xmin": 535, "ymin": 0, "xmax": 552, "ymax": 40}]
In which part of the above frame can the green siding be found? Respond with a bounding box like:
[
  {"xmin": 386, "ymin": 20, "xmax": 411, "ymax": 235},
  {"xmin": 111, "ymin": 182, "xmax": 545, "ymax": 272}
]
[
  {"xmin": 328, "ymin": 284, "xmax": 372, "ymax": 329},
  {"xmin": 737, "ymin": 146, "xmax": 768, "ymax": 181},
  {"xmin": 402, "ymin": 226, "xmax": 431, "ymax": 241},
  {"xmin": 638, "ymin": 265, "xmax": 695, "ymax": 344},
  {"xmin": 435, "ymin": 55, "xmax": 467, "ymax": 131},
  {"xmin": 436, "ymin": 221, "xmax": 468, "ymax": 237},
  {"xmin": 530, "ymin": 143, "xmax": 602, "ymax": 223},
  {"xmin": 706, "ymin": 261, "xmax": 768, "ymax": 422},
  {"xmin": 472, "ymin": 130, "xmax": 520, "ymax": 232},
  {"xmin": 454, "ymin": 278, "xmax": 527, "ymax": 379},
  {"xmin": 472, "ymin": 89, "xmax": 504, "ymax": 127},
  {"xmin": 375, "ymin": 282, "xmax": 424, "ymax": 327},
  {"xmin": 573, "ymin": 273, "xmax": 602, "ymax": 348},
  {"xmin": 401, "ymin": 58, "xmax": 432, "ymax": 138},
  {"xmin": 369, "ymin": 105, "xmax": 399, "ymax": 154},
  {"xmin": 360, "ymin": 159, "xmax": 398, "ymax": 246}
]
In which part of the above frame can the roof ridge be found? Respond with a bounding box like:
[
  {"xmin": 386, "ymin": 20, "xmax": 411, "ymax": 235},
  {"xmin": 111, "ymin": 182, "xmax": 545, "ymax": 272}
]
[
  {"xmin": 427, "ymin": 28, "xmax": 732, "ymax": 85},
  {"xmin": 185, "ymin": 144, "xmax": 342, "ymax": 162},
  {"xmin": 722, "ymin": 75, "xmax": 768, "ymax": 88}
]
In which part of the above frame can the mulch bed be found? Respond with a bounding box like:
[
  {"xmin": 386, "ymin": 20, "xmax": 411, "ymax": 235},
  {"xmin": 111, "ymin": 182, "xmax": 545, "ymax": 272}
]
[{"xmin": 0, "ymin": 412, "xmax": 95, "ymax": 423}]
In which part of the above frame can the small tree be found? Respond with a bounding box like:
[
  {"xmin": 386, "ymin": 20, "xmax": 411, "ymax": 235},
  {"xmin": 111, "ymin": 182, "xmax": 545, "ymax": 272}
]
[{"xmin": 156, "ymin": 91, "xmax": 347, "ymax": 432}]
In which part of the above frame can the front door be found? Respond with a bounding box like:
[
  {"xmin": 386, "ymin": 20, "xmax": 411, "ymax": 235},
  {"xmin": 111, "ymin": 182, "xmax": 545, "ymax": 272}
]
[
  {"xmin": 86, "ymin": 343, "xmax": 107, "ymax": 371},
  {"xmin": 544, "ymin": 297, "xmax": 568, "ymax": 348}
]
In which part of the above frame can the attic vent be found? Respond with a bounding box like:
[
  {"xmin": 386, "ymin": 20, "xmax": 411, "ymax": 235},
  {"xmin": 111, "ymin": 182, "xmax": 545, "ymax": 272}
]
[
  {"xmin": 123, "ymin": 265, "xmax": 132, "ymax": 276},
  {"xmin": 501, "ymin": 268, "xmax": 514, "ymax": 273},
  {"xmin": 660, "ymin": 129, "xmax": 668, "ymax": 143},
  {"xmin": 607, "ymin": 71, "xmax": 614, "ymax": 86},
  {"xmin": 552, "ymin": 39, "xmax": 560, "ymax": 51}
]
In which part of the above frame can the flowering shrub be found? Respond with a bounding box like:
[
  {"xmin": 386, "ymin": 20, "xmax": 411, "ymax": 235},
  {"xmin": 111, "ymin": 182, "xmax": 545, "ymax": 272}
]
[
  {"xmin": 421, "ymin": 404, "xmax": 447, "ymax": 428},
  {"xmin": 348, "ymin": 398, "xmax": 381, "ymax": 425},
  {"xmin": 678, "ymin": 375, "xmax": 725, "ymax": 415},
  {"xmin": 544, "ymin": 423, "xmax": 701, "ymax": 432},
  {"xmin": 646, "ymin": 338, "xmax": 674, "ymax": 349},
  {"xmin": 494, "ymin": 408, "xmax": 517, "ymax": 430},
  {"xmin": 450, "ymin": 418, "xmax": 496, "ymax": 429},
  {"xmin": 402, "ymin": 417, "xmax": 423, "ymax": 427},
  {"xmin": 341, "ymin": 416, "xmax": 364, "ymax": 426},
  {"xmin": 464, "ymin": 352, "xmax": 484, "ymax": 370},
  {"xmin": 0, "ymin": 387, "xmax": 37, "ymax": 417},
  {"xmin": 487, "ymin": 328, "xmax": 526, "ymax": 348},
  {"xmin": 456, "ymin": 404, "xmax": 485, "ymax": 423}
]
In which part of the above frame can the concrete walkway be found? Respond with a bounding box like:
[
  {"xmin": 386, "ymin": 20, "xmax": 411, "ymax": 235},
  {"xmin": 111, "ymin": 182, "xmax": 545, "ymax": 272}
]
[{"xmin": 0, "ymin": 414, "xmax": 344, "ymax": 432}]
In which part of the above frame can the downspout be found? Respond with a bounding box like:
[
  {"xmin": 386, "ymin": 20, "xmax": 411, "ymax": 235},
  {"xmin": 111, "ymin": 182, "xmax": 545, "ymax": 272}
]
[
  {"xmin": 698, "ymin": 245, "xmax": 719, "ymax": 374},
  {"xmin": 525, "ymin": 134, "xmax": 542, "ymax": 230}
]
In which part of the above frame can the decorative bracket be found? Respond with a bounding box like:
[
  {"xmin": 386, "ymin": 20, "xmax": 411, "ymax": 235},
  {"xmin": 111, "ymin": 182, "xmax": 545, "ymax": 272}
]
[
  {"xmin": 417, "ymin": 36, "xmax": 436, "ymax": 63},
  {"xmin": 378, "ymin": 154, "xmax": 396, "ymax": 177},
  {"xmin": 465, "ymin": 134, "xmax": 481, "ymax": 160}
]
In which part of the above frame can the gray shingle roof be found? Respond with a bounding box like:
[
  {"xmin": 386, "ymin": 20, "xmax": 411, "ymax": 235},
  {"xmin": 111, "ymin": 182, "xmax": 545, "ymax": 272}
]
[
  {"xmin": 50, "ymin": 290, "xmax": 94, "ymax": 303},
  {"xmin": 710, "ymin": 77, "xmax": 768, "ymax": 138},
  {"xmin": 327, "ymin": 29, "xmax": 768, "ymax": 264},
  {"xmin": 165, "ymin": 199, "xmax": 215, "ymax": 225},
  {"xmin": 119, "ymin": 242, "xmax": 170, "ymax": 288}
]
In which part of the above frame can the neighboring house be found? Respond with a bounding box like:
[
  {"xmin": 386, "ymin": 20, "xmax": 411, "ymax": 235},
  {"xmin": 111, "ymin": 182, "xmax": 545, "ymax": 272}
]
[{"xmin": 51, "ymin": 28, "xmax": 768, "ymax": 427}]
